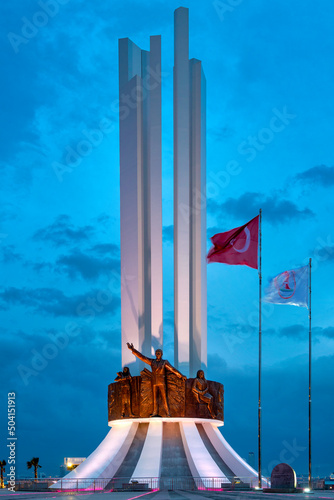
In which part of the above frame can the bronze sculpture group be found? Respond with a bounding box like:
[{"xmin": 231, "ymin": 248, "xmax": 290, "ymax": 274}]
[{"xmin": 108, "ymin": 344, "xmax": 223, "ymax": 420}]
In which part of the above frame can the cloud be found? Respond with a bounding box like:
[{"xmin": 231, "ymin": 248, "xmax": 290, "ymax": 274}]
[
  {"xmin": 207, "ymin": 353, "xmax": 229, "ymax": 379},
  {"xmin": 310, "ymin": 238, "xmax": 334, "ymax": 263},
  {"xmin": 95, "ymin": 213, "xmax": 112, "ymax": 225},
  {"xmin": 278, "ymin": 324, "xmax": 306, "ymax": 339},
  {"xmin": 295, "ymin": 165, "xmax": 334, "ymax": 187},
  {"xmin": 56, "ymin": 249, "xmax": 120, "ymax": 280},
  {"xmin": 0, "ymin": 203, "xmax": 18, "ymax": 225},
  {"xmin": 163, "ymin": 225, "xmax": 173, "ymax": 243},
  {"xmin": 208, "ymin": 192, "xmax": 314, "ymax": 224},
  {"xmin": 33, "ymin": 215, "xmax": 95, "ymax": 247},
  {"xmin": 0, "ymin": 1, "xmax": 174, "ymax": 193},
  {"xmin": 209, "ymin": 125, "xmax": 235, "ymax": 140},
  {"xmin": 315, "ymin": 326, "xmax": 334, "ymax": 339},
  {"xmin": 1, "ymin": 3, "xmax": 136, "ymax": 194},
  {"xmin": 163, "ymin": 310, "xmax": 174, "ymax": 328},
  {"xmin": 32, "ymin": 261, "xmax": 53, "ymax": 272},
  {"xmin": 1, "ymin": 244, "xmax": 22, "ymax": 263},
  {"xmin": 277, "ymin": 324, "xmax": 334, "ymax": 340},
  {"xmin": 0, "ymin": 286, "xmax": 120, "ymax": 317},
  {"xmin": 26, "ymin": 241, "xmax": 120, "ymax": 278},
  {"xmin": 90, "ymin": 243, "xmax": 119, "ymax": 256}
]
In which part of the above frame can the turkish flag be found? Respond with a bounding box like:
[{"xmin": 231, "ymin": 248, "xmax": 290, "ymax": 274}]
[{"xmin": 207, "ymin": 215, "xmax": 259, "ymax": 269}]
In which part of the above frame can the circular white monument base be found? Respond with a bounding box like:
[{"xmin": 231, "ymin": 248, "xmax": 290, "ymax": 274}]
[{"xmin": 51, "ymin": 419, "xmax": 266, "ymax": 491}]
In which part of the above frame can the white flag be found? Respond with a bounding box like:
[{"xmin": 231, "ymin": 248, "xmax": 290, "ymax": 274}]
[{"xmin": 263, "ymin": 265, "xmax": 309, "ymax": 308}]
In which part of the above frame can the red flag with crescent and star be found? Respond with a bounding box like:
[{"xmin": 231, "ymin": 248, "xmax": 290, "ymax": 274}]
[{"xmin": 207, "ymin": 215, "xmax": 259, "ymax": 269}]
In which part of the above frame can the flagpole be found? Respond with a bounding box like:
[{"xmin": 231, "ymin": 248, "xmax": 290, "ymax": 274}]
[
  {"xmin": 258, "ymin": 208, "xmax": 262, "ymax": 488},
  {"xmin": 308, "ymin": 258, "xmax": 312, "ymax": 489}
]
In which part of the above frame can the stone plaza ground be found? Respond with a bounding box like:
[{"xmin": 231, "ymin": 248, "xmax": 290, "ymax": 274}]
[{"xmin": 1, "ymin": 489, "xmax": 334, "ymax": 500}]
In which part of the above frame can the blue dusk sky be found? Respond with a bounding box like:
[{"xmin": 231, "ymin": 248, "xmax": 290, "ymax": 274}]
[{"xmin": 1, "ymin": 0, "xmax": 334, "ymax": 479}]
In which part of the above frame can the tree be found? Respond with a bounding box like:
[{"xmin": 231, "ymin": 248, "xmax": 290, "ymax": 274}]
[
  {"xmin": 27, "ymin": 457, "xmax": 41, "ymax": 479},
  {"xmin": 0, "ymin": 461, "xmax": 6, "ymax": 488}
]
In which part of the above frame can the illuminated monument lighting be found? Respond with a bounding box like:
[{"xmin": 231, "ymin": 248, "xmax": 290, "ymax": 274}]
[{"xmin": 51, "ymin": 7, "xmax": 266, "ymax": 492}]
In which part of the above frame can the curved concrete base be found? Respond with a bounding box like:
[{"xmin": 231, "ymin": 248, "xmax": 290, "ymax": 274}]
[{"xmin": 51, "ymin": 419, "xmax": 266, "ymax": 490}]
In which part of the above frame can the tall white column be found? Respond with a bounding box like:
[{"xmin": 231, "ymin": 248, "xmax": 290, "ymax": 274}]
[
  {"xmin": 147, "ymin": 36, "xmax": 163, "ymax": 354},
  {"xmin": 190, "ymin": 58, "xmax": 207, "ymax": 375},
  {"xmin": 174, "ymin": 7, "xmax": 191, "ymax": 375},
  {"xmin": 119, "ymin": 37, "xmax": 162, "ymax": 372},
  {"xmin": 174, "ymin": 8, "xmax": 207, "ymax": 376}
]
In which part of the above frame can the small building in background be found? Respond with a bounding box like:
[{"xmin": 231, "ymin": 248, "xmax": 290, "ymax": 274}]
[
  {"xmin": 60, "ymin": 457, "xmax": 86, "ymax": 477},
  {"xmin": 324, "ymin": 473, "xmax": 334, "ymax": 490},
  {"xmin": 248, "ymin": 452, "xmax": 255, "ymax": 468}
]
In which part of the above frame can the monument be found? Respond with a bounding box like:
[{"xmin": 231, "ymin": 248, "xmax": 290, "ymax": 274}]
[{"xmin": 51, "ymin": 7, "xmax": 264, "ymax": 492}]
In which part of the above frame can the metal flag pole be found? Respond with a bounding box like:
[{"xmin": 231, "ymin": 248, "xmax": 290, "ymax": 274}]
[
  {"xmin": 258, "ymin": 208, "xmax": 262, "ymax": 488},
  {"xmin": 308, "ymin": 258, "xmax": 312, "ymax": 489}
]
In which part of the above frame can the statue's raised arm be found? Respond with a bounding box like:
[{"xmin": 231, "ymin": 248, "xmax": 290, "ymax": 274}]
[{"xmin": 126, "ymin": 343, "xmax": 152, "ymax": 366}]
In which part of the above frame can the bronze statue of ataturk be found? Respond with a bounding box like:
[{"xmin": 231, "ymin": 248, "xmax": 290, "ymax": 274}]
[{"xmin": 127, "ymin": 343, "xmax": 186, "ymax": 417}]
